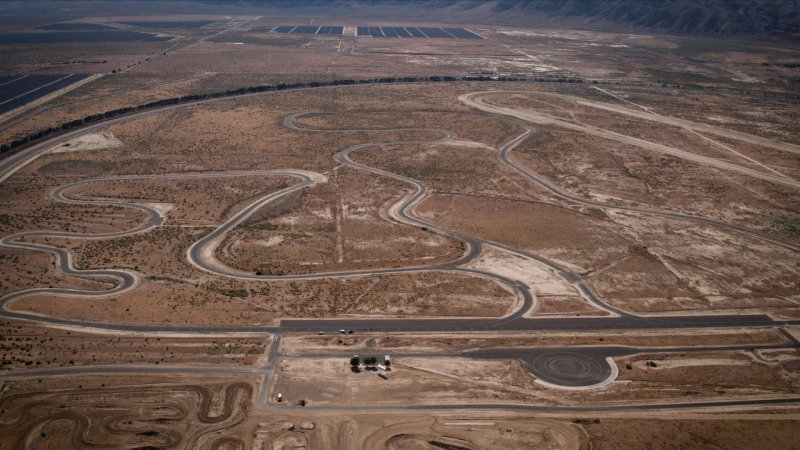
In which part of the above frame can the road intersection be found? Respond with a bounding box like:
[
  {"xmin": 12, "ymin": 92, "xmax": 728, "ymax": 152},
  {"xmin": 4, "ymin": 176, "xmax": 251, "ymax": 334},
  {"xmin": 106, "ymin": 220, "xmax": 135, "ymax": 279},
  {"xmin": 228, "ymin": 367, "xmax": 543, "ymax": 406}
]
[{"xmin": 1, "ymin": 85, "xmax": 798, "ymax": 412}]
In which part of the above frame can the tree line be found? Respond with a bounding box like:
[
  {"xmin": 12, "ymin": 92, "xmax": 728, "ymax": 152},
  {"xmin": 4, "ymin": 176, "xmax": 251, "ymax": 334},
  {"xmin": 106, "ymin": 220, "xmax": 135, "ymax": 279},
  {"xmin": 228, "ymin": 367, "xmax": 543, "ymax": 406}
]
[{"xmin": 0, "ymin": 75, "xmax": 585, "ymax": 156}]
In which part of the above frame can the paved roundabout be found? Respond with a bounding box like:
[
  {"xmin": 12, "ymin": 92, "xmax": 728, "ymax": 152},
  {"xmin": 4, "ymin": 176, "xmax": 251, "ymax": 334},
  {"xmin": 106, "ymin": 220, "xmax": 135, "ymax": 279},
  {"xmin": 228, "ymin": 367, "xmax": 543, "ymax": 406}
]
[
  {"xmin": 465, "ymin": 347, "xmax": 628, "ymax": 389},
  {"xmin": 527, "ymin": 352, "xmax": 614, "ymax": 388}
]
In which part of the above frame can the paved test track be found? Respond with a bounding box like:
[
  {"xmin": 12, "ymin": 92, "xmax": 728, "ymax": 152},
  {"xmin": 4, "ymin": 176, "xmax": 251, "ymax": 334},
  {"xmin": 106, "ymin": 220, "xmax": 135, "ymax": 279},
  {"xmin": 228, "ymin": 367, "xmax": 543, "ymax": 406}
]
[
  {"xmin": 459, "ymin": 91, "xmax": 800, "ymax": 251},
  {"xmin": 461, "ymin": 91, "xmax": 800, "ymax": 252},
  {"xmin": 460, "ymin": 91, "xmax": 800, "ymax": 190},
  {"xmin": 1, "ymin": 83, "xmax": 799, "ymax": 411}
]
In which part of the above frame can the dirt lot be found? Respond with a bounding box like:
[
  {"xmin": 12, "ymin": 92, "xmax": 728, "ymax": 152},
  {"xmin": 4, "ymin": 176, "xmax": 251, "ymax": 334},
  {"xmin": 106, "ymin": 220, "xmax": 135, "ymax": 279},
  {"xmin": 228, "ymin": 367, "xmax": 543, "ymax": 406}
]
[
  {"xmin": 581, "ymin": 416, "xmax": 800, "ymax": 450},
  {"xmin": 0, "ymin": 369, "xmax": 585, "ymax": 449},
  {"xmin": 615, "ymin": 350, "xmax": 800, "ymax": 399},
  {"xmin": 272, "ymin": 349, "xmax": 800, "ymax": 407},
  {"xmin": 418, "ymin": 194, "xmax": 630, "ymax": 271},
  {"xmin": 49, "ymin": 131, "xmax": 122, "ymax": 154},
  {"xmin": 273, "ymin": 357, "xmax": 558, "ymax": 406}
]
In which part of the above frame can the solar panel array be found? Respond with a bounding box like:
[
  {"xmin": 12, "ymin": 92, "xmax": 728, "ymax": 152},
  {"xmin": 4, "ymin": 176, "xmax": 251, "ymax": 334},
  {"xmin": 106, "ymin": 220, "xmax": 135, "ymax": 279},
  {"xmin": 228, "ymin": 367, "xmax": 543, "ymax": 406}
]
[
  {"xmin": 271, "ymin": 25, "xmax": 344, "ymax": 35},
  {"xmin": 357, "ymin": 26, "xmax": 481, "ymax": 39},
  {"xmin": 0, "ymin": 31, "xmax": 171, "ymax": 44},
  {"xmin": 318, "ymin": 26, "xmax": 344, "ymax": 35},
  {"xmin": 0, "ymin": 74, "xmax": 90, "ymax": 115},
  {"xmin": 442, "ymin": 27, "xmax": 482, "ymax": 38},
  {"xmin": 118, "ymin": 20, "xmax": 216, "ymax": 29},
  {"xmin": 39, "ymin": 23, "xmax": 115, "ymax": 31},
  {"xmin": 272, "ymin": 25, "xmax": 481, "ymax": 38},
  {"xmin": 292, "ymin": 25, "xmax": 320, "ymax": 34}
]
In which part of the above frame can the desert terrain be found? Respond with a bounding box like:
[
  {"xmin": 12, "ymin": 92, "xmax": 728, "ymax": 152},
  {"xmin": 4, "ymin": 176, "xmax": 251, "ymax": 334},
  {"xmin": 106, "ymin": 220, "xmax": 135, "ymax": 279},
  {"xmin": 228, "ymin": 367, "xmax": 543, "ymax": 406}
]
[{"xmin": 0, "ymin": 1, "xmax": 799, "ymax": 448}]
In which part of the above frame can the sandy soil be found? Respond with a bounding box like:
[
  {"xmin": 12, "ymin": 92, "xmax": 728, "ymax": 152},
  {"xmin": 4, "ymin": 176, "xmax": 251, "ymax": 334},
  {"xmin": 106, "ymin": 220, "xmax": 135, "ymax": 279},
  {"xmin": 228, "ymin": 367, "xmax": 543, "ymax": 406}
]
[
  {"xmin": 529, "ymin": 295, "xmax": 612, "ymax": 317},
  {"xmin": 581, "ymin": 416, "xmax": 800, "ymax": 450},
  {"xmin": 465, "ymin": 245, "xmax": 576, "ymax": 298},
  {"xmin": 0, "ymin": 370, "xmax": 583, "ymax": 449},
  {"xmin": 0, "ymin": 319, "xmax": 267, "ymax": 370},
  {"xmin": 48, "ymin": 131, "xmax": 122, "ymax": 154}
]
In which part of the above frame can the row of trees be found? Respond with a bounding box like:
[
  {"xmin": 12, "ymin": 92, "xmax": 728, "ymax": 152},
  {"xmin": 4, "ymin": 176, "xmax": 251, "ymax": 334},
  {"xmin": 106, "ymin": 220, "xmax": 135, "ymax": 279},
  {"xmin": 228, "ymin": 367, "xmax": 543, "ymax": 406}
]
[
  {"xmin": 350, "ymin": 355, "xmax": 389, "ymax": 368},
  {"xmin": 0, "ymin": 74, "xmax": 572, "ymax": 156}
]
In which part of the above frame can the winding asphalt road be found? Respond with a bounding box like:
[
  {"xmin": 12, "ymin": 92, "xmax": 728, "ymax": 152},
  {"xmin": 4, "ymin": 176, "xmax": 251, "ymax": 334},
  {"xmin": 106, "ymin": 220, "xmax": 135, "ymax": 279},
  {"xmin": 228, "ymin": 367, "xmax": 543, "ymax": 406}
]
[
  {"xmin": 460, "ymin": 91, "xmax": 800, "ymax": 190},
  {"xmin": 1, "ymin": 84, "xmax": 799, "ymax": 413},
  {"xmin": 461, "ymin": 91, "xmax": 800, "ymax": 252},
  {"xmin": 0, "ymin": 170, "xmax": 324, "ymax": 321},
  {"xmin": 286, "ymin": 112, "xmax": 625, "ymax": 317}
]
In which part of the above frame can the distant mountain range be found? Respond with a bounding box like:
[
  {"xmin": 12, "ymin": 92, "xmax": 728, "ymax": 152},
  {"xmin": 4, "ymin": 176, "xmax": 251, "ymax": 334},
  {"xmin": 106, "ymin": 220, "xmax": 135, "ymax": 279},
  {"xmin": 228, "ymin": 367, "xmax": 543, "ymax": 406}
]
[
  {"xmin": 6, "ymin": 0, "xmax": 794, "ymax": 37},
  {"xmin": 485, "ymin": 0, "xmax": 799, "ymax": 35},
  {"xmin": 224, "ymin": 0, "xmax": 800, "ymax": 36}
]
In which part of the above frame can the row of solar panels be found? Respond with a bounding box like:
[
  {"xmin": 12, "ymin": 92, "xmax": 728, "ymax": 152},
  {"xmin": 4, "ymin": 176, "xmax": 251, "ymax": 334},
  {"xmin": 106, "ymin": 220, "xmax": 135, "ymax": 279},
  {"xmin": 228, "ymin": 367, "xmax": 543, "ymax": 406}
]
[
  {"xmin": 271, "ymin": 25, "xmax": 481, "ymax": 39},
  {"xmin": 357, "ymin": 26, "xmax": 481, "ymax": 39},
  {"xmin": 272, "ymin": 25, "xmax": 344, "ymax": 35},
  {"xmin": 0, "ymin": 74, "xmax": 90, "ymax": 115}
]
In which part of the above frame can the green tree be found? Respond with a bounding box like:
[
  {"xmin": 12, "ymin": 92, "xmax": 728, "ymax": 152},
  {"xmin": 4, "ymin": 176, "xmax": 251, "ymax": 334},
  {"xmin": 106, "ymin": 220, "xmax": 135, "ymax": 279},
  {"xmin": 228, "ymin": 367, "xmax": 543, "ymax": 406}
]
[{"xmin": 350, "ymin": 356, "xmax": 360, "ymax": 367}]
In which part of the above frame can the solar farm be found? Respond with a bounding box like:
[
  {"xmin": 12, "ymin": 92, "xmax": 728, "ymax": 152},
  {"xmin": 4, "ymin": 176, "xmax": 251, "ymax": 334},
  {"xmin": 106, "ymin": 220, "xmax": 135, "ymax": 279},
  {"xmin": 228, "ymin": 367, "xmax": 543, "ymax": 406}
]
[
  {"xmin": 38, "ymin": 23, "xmax": 116, "ymax": 31},
  {"xmin": 357, "ymin": 26, "xmax": 481, "ymax": 38},
  {"xmin": 117, "ymin": 20, "xmax": 217, "ymax": 29},
  {"xmin": 0, "ymin": 31, "xmax": 172, "ymax": 44},
  {"xmin": 273, "ymin": 25, "xmax": 344, "ymax": 35},
  {"xmin": 0, "ymin": 74, "xmax": 90, "ymax": 114},
  {"xmin": 271, "ymin": 25, "xmax": 481, "ymax": 38}
]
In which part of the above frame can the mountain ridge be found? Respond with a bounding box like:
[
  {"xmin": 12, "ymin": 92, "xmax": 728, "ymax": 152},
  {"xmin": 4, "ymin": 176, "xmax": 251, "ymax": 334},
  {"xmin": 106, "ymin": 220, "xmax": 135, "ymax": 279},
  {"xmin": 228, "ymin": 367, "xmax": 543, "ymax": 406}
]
[{"xmin": 219, "ymin": 0, "xmax": 800, "ymax": 37}]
